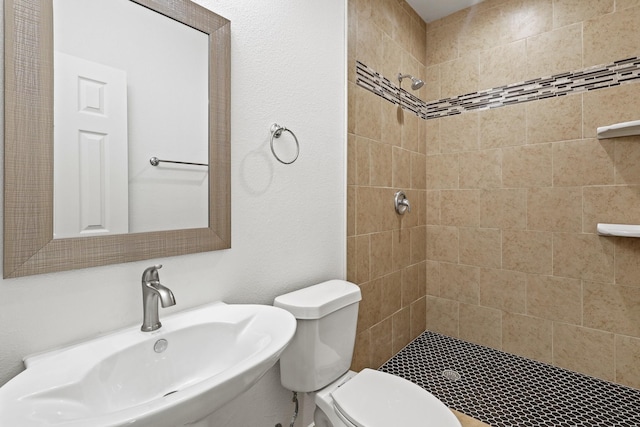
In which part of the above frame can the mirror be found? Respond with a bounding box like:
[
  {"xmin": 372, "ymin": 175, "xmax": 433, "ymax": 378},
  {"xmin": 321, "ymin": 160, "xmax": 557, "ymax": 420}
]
[
  {"xmin": 53, "ymin": 0, "xmax": 210, "ymax": 238},
  {"xmin": 4, "ymin": 0, "xmax": 231, "ymax": 278}
]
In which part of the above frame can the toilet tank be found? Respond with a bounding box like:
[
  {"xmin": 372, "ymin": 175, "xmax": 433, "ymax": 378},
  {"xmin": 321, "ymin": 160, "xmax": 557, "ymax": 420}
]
[{"xmin": 274, "ymin": 280, "xmax": 362, "ymax": 392}]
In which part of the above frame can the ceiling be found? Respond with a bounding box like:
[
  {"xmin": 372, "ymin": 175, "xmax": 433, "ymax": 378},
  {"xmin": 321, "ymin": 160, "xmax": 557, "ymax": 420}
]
[{"xmin": 406, "ymin": 0, "xmax": 483, "ymax": 22}]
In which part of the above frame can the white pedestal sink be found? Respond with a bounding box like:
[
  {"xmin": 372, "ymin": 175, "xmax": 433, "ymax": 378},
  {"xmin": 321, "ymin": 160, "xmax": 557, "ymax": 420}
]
[{"xmin": 0, "ymin": 302, "xmax": 296, "ymax": 426}]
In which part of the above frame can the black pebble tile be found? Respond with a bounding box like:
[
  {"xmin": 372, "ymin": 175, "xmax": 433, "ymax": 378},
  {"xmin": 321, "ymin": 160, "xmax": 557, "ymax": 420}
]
[{"xmin": 379, "ymin": 331, "xmax": 640, "ymax": 427}]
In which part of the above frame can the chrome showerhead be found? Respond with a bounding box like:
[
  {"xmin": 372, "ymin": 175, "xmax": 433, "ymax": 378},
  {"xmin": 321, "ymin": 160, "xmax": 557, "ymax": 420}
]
[
  {"xmin": 411, "ymin": 78, "xmax": 424, "ymax": 90},
  {"xmin": 398, "ymin": 73, "xmax": 424, "ymax": 90}
]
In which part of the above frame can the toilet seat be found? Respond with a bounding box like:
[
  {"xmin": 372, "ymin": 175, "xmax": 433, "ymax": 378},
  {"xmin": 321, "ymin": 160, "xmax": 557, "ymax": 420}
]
[{"xmin": 330, "ymin": 369, "xmax": 461, "ymax": 427}]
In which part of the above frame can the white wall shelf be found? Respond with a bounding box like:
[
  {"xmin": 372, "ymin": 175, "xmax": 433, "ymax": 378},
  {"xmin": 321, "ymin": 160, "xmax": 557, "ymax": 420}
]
[
  {"xmin": 597, "ymin": 223, "xmax": 640, "ymax": 237},
  {"xmin": 596, "ymin": 120, "xmax": 640, "ymax": 139}
]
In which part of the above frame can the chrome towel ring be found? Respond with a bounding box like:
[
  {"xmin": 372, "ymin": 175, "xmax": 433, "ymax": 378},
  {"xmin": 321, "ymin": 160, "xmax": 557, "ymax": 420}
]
[{"xmin": 270, "ymin": 123, "xmax": 299, "ymax": 164}]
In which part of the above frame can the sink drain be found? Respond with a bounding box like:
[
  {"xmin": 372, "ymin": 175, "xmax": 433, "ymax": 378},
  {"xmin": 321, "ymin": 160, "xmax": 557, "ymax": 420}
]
[
  {"xmin": 442, "ymin": 369, "xmax": 461, "ymax": 381},
  {"xmin": 163, "ymin": 390, "xmax": 178, "ymax": 397},
  {"xmin": 154, "ymin": 339, "xmax": 168, "ymax": 353}
]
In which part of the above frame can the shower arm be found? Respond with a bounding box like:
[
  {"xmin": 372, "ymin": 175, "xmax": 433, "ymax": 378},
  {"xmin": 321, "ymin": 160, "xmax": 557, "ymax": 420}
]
[{"xmin": 397, "ymin": 72, "xmax": 424, "ymax": 90}]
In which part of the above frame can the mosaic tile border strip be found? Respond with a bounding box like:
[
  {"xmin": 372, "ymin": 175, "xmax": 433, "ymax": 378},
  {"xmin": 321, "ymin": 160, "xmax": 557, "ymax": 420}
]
[
  {"xmin": 380, "ymin": 331, "xmax": 640, "ymax": 427},
  {"xmin": 356, "ymin": 57, "xmax": 640, "ymax": 120}
]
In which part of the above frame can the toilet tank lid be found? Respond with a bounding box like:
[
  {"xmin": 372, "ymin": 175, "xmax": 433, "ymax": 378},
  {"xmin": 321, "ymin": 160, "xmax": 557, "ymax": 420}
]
[{"xmin": 274, "ymin": 280, "xmax": 362, "ymax": 319}]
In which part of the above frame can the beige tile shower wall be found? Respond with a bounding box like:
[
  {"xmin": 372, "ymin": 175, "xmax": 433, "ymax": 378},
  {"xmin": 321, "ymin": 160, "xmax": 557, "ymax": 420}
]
[
  {"xmin": 347, "ymin": 0, "xmax": 427, "ymax": 371},
  {"xmin": 425, "ymin": 0, "xmax": 640, "ymax": 389}
]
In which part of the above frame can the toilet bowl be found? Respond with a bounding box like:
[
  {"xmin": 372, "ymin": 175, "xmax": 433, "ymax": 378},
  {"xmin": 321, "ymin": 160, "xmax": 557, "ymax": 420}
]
[
  {"xmin": 313, "ymin": 369, "xmax": 461, "ymax": 427},
  {"xmin": 274, "ymin": 280, "xmax": 461, "ymax": 427}
]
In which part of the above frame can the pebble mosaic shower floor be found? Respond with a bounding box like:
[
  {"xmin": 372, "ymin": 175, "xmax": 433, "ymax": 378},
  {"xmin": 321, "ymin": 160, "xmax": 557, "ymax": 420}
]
[{"xmin": 379, "ymin": 331, "xmax": 640, "ymax": 426}]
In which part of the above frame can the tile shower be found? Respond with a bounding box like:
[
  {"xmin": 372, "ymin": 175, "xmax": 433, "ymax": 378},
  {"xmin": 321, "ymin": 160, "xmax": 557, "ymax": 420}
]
[{"xmin": 347, "ymin": 0, "xmax": 640, "ymax": 422}]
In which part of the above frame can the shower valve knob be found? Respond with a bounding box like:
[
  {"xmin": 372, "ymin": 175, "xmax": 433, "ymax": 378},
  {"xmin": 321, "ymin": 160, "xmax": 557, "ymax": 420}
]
[{"xmin": 394, "ymin": 190, "xmax": 411, "ymax": 215}]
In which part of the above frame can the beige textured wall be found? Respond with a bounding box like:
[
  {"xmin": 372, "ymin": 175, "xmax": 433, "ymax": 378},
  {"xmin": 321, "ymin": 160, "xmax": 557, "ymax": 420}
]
[
  {"xmin": 424, "ymin": 0, "xmax": 640, "ymax": 388},
  {"xmin": 348, "ymin": 0, "xmax": 640, "ymax": 389},
  {"xmin": 347, "ymin": 0, "xmax": 428, "ymax": 369}
]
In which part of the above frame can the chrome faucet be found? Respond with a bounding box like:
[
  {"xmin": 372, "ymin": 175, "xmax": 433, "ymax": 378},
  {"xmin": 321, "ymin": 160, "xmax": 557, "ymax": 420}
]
[{"xmin": 140, "ymin": 264, "xmax": 176, "ymax": 332}]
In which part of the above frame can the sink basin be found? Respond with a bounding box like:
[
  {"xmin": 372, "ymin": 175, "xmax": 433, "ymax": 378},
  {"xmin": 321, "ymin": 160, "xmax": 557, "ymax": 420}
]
[{"xmin": 0, "ymin": 302, "xmax": 296, "ymax": 426}]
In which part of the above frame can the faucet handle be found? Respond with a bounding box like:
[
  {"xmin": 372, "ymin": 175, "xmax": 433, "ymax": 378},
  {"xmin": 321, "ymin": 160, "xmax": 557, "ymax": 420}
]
[
  {"xmin": 394, "ymin": 191, "xmax": 411, "ymax": 215},
  {"xmin": 142, "ymin": 264, "xmax": 163, "ymax": 283}
]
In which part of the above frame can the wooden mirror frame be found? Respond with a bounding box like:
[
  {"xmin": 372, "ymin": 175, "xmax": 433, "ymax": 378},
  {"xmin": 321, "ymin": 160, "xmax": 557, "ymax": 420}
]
[{"xmin": 4, "ymin": 0, "xmax": 231, "ymax": 278}]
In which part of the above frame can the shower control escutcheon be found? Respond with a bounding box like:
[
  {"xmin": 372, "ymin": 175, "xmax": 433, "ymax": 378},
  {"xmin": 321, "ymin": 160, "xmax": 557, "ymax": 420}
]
[{"xmin": 394, "ymin": 190, "xmax": 411, "ymax": 215}]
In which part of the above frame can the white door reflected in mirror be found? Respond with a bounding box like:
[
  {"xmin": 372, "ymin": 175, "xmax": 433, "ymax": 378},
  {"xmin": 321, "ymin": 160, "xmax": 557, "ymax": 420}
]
[{"xmin": 54, "ymin": 53, "xmax": 129, "ymax": 238}]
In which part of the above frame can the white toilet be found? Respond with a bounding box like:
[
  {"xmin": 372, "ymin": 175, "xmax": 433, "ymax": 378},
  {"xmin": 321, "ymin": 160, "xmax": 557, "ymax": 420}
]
[{"xmin": 274, "ymin": 280, "xmax": 462, "ymax": 427}]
